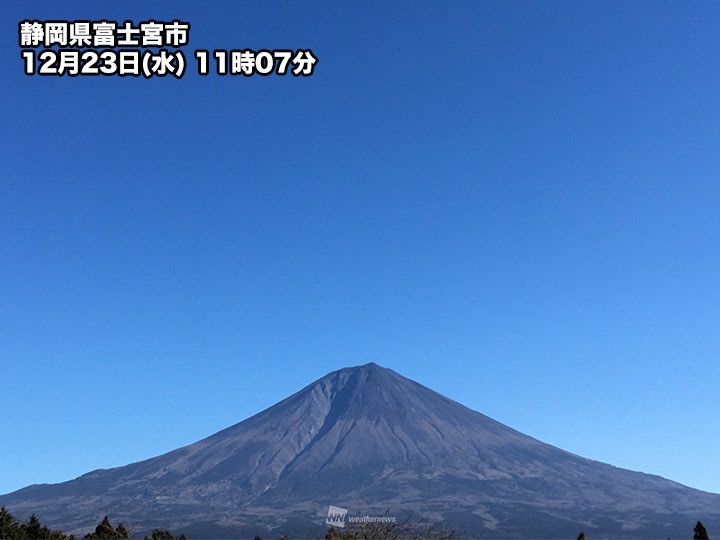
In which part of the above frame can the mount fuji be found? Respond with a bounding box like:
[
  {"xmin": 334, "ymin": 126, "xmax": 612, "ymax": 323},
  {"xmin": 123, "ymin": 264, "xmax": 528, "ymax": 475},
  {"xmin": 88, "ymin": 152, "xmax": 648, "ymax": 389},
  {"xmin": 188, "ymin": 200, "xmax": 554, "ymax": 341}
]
[{"xmin": 2, "ymin": 362, "xmax": 718, "ymax": 538}]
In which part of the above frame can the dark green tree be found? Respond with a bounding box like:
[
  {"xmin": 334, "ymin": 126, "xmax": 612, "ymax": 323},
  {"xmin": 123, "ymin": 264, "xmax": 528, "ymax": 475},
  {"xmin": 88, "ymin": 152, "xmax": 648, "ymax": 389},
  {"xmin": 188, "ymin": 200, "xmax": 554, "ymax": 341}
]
[
  {"xmin": 694, "ymin": 521, "xmax": 710, "ymax": 540},
  {"xmin": 83, "ymin": 517, "xmax": 128, "ymax": 540},
  {"xmin": 0, "ymin": 507, "xmax": 21, "ymax": 540},
  {"xmin": 115, "ymin": 524, "xmax": 128, "ymax": 540},
  {"xmin": 577, "ymin": 533, "xmax": 585, "ymax": 540},
  {"xmin": 23, "ymin": 514, "xmax": 50, "ymax": 540},
  {"xmin": 0, "ymin": 508, "xmax": 70, "ymax": 540}
]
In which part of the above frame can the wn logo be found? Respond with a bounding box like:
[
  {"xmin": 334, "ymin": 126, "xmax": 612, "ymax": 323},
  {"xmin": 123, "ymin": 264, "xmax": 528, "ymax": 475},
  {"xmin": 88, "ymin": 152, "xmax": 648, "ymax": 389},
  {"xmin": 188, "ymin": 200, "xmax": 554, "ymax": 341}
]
[{"xmin": 326, "ymin": 505, "xmax": 347, "ymax": 528}]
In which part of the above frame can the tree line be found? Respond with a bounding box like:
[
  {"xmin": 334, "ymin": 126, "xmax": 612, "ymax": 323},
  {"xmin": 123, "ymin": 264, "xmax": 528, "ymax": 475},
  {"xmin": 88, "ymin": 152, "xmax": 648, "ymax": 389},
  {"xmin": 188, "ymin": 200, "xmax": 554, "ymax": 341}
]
[
  {"xmin": 1, "ymin": 507, "xmax": 715, "ymax": 540},
  {"xmin": 0, "ymin": 508, "xmax": 185, "ymax": 540}
]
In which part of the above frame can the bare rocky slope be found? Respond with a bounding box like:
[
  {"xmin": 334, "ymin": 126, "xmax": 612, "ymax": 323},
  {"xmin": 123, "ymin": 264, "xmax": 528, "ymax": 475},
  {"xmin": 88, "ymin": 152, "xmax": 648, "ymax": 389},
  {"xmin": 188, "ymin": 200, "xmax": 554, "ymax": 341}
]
[{"xmin": 2, "ymin": 362, "xmax": 719, "ymax": 538}]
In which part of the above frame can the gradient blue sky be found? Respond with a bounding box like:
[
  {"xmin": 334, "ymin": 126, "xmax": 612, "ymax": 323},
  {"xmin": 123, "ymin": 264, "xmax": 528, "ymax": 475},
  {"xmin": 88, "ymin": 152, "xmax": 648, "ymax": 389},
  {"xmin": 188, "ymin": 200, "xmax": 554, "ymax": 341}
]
[{"xmin": 2, "ymin": 1, "xmax": 720, "ymax": 497}]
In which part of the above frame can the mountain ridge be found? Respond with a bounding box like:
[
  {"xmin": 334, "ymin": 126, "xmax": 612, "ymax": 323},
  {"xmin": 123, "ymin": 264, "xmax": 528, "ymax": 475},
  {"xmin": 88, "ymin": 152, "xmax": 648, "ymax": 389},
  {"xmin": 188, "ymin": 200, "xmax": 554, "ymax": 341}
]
[{"xmin": 2, "ymin": 362, "xmax": 719, "ymax": 538}]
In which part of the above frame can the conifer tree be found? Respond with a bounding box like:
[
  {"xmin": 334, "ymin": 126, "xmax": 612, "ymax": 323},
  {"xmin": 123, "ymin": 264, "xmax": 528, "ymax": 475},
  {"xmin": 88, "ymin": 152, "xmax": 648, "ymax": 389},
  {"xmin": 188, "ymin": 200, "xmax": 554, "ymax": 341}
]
[
  {"xmin": 694, "ymin": 521, "xmax": 710, "ymax": 540},
  {"xmin": 0, "ymin": 507, "xmax": 21, "ymax": 540},
  {"xmin": 83, "ymin": 516, "xmax": 128, "ymax": 540}
]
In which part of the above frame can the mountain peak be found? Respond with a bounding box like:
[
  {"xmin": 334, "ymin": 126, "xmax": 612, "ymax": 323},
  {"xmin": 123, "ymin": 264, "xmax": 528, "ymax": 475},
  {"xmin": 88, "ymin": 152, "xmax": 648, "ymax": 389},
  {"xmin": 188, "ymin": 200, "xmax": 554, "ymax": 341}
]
[
  {"xmin": 329, "ymin": 360, "xmax": 397, "ymax": 381},
  {"xmin": 357, "ymin": 361, "xmax": 381, "ymax": 368}
]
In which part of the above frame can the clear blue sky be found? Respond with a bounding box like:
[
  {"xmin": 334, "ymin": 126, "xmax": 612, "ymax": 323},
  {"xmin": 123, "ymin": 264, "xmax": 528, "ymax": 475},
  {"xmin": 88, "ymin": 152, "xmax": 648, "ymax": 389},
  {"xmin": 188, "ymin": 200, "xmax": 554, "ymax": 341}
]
[{"xmin": 2, "ymin": 1, "xmax": 720, "ymax": 497}]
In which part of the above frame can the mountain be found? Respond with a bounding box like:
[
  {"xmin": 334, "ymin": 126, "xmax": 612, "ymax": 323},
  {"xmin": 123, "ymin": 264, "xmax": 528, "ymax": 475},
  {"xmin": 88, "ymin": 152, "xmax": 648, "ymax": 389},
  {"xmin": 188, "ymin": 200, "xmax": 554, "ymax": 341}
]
[{"xmin": 1, "ymin": 362, "xmax": 719, "ymax": 538}]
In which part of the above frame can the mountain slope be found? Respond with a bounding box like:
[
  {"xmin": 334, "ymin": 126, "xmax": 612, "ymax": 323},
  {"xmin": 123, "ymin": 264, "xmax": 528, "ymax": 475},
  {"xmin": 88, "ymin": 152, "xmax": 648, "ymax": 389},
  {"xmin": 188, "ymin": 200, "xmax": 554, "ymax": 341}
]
[{"xmin": 2, "ymin": 363, "xmax": 719, "ymax": 538}]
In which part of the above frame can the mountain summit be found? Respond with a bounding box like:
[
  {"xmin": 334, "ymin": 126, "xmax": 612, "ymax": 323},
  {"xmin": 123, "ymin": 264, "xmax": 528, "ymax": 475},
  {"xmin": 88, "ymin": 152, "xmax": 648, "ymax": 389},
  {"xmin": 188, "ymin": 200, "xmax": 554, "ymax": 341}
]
[{"xmin": 2, "ymin": 363, "xmax": 719, "ymax": 538}]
